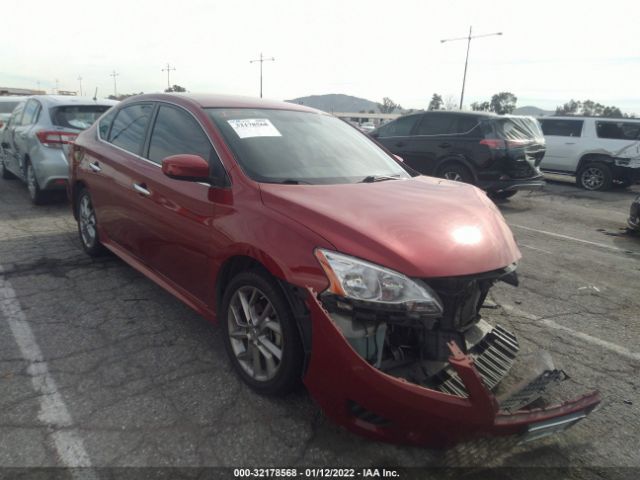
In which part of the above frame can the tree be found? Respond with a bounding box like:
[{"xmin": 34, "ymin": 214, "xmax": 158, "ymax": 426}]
[
  {"xmin": 555, "ymin": 99, "xmax": 626, "ymax": 118},
  {"xmin": 377, "ymin": 97, "xmax": 401, "ymax": 113},
  {"xmin": 443, "ymin": 95, "xmax": 458, "ymax": 110},
  {"xmin": 107, "ymin": 92, "xmax": 143, "ymax": 101},
  {"xmin": 490, "ymin": 92, "xmax": 518, "ymax": 115},
  {"xmin": 428, "ymin": 94, "xmax": 443, "ymax": 111},
  {"xmin": 471, "ymin": 101, "xmax": 491, "ymax": 112},
  {"xmin": 165, "ymin": 84, "xmax": 186, "ymax": 93}
]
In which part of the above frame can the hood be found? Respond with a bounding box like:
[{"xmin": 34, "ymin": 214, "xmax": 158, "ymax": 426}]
[{"xmin": 260, "ymin": 176, "xmax": 521, "ymax": 278}]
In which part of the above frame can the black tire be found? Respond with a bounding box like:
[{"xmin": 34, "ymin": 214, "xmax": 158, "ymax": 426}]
[
  {"xmin": 76, "ymin": 188, "xmax": 107, "ymax": 257},
  {"xmin": 490, "ymin": 190, "xmax": 518, "ymax": 200},
  {"xmin": 25, "ymin": 160, "xmax": 48, "ymax": 205},
  {"xmin": 576, "ymin": 161, "xmax": 613, "ymax": 191},
  {"xmin": 221, "ymin": 270, "xmax": 303, "ymax": 396},
  {"xmin": 437, "ymin": 162, "xmax": 475, "ymax": 184},
  {"xmin": 1, "ymin": 157, "xmax": 16, "ymax": 180}
]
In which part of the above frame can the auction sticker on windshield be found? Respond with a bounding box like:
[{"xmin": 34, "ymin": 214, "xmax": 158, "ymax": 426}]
[{"xmin": 227, "ymin": 118, "xmax": 282, "ymax": 139}]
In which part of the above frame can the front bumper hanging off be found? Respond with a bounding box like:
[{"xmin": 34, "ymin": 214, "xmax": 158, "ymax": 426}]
[{"xmin": 302, "ymin": 288, "xmax": 601, "ymax": 448}]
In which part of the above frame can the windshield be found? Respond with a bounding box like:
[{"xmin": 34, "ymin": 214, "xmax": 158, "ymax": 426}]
[
  {"xmin": 0, "ymin": 101, "xmax": 19, "ymax": 114},
  {"xmin": 206, "ymin": 108, "xmax": 410, "ymax": 184},
  {"xmin": 51, "ymin": 105, "xmax": 113, "ymax": 130}
]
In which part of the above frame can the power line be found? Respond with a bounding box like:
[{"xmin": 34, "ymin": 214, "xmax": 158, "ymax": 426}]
[
  {"xmin": 441, "ymin": 26, "xmax": 503, "ymax": 109},
  {"xmin": 250, "ymin": 53, "xmax": 275, "ymax": 98},
  {"xmin": 109, "ymin": 70, "xmax": 119, "ymax": 97},
  {"xmin": 162, "ymin": 63, "xmax": 176, "ymax": 90}
]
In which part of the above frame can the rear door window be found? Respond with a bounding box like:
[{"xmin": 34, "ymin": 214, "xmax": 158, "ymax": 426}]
[
  {"xmin": 415, "ymin": 113, "xmax": 459, "ymax": 135},
  {"xmin": 108, "ymin": 103, "xmax": 154, "ymax": 155},
  {"xmin": 375, "ymin": 115, "xmax": 420, "ymax": 137},
  {"xmin": 98, "ymin": 108, "xmax": 117, "ymax": 139},
  {"xmin": 596, "ymin": 121, "xmax": 640, "ymax": 140},
  {"xmin": 540, "ymin": 119, "xmax": 583, "ymax": 137},
  {"xmin": 51, "ymin": 105, "xmax": 113, "ymax": 130}
]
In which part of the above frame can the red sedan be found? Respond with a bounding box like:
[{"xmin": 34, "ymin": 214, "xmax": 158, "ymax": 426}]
[{"xmin": 68, "ymin": 93, "xmax": 599, "ymax": 447}]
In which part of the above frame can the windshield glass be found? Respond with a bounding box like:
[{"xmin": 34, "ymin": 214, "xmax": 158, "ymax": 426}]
[
  {"xmin": 0, "ymin": 101, "xmax": 20, "ymax": 114},
  {"xmin": 51, "ymin": 105, "xmax": 113, "ymax": 130},
  {"xmin": 206, "ymin": 108, "xmax": 409, "ymax": 184}
]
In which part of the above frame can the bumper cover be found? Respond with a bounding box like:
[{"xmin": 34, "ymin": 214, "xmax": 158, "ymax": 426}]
[{"xmin": 303, "ymin": 288, "xmax": 600, "ymax": 448}]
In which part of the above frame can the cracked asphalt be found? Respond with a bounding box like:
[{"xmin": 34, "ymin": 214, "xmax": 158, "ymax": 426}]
[{"xmin": 0, "ymin": 174, "xmax": 638, "ymax": 474}]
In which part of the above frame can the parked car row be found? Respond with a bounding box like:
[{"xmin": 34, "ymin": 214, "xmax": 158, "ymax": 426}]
[{"xmin": 0, "ymin": 95, "xmax": 116, "ymax": 203}]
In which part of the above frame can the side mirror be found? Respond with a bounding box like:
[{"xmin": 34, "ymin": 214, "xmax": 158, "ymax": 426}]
[{"xmin": 162, "ymin": 154, "xmax": 211, "ymax": 183}]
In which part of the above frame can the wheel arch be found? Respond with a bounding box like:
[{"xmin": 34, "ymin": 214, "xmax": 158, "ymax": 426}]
[
  {"xmin": 70, "ymin": 180, "xmax": 88, "ymax": 219},
  {"xmin": 434, "ymin": 156, "xmax": 478, "ymax": 183},
  {"xmin": 577, "ymin": 153, "xmax": 614, "ymax": 172}
]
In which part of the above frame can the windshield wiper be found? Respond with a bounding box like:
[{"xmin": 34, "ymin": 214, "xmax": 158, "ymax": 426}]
[
  {"xmin": 359, "ymin": 174, "xmax": 401, "ymax": 183},
  {"xmin": 279, "ymin": 179, "xmax": 314, "ymax": 185}
]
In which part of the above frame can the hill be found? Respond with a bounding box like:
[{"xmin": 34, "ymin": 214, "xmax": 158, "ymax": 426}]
[
  {"xmin": 286, "ymin": 94, "xmax": 381, "ymax": 113},
  {"xmin": 513, "ymin": 105, "xmax": 554, "ymax": 116}
]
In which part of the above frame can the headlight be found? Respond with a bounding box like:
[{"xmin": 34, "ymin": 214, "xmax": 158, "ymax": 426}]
[{"xmin": 314, "ymin": 249, "xmax": 443, "ymax": 315}]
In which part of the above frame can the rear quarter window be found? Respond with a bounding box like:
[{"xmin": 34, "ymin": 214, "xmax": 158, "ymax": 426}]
[{"xmin": 540, "ymin": 119, "xmax": 583, "ymax": 137}]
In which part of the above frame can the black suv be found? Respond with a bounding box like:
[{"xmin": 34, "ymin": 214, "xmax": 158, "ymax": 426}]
[{"xmin": 370, "ymin": 111, "xmax": 546, "ymax": 198}]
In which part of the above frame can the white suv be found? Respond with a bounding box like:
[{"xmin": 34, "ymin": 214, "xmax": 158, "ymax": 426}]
[{"xmin": 538, "ymin": 116, "xmax": 640, "ymax": 190}]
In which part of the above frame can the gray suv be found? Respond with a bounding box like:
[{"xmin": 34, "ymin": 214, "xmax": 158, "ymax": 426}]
[{"xmin": 0, "ymin": 95, "xmax": 116, "ymax": 204}]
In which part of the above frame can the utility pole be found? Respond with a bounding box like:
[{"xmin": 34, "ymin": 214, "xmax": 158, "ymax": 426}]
[
  {"xmin": 250, "ymin": 53, "xmax": 275, "ymax": 98},
  {"xmin": 54, "ymin": 79, "xmax": 59, "ymax": 94},
  {"xmin": 109, "ymin": 70, "xmax": 119, "ymax": 97},
  {"xmin": 441, "ymin": 26, "xmax": 502, "ymax": 109},
  {"xmin": 78, "ymin": 76, "xmax": 83, "ymax": 96},
  {"xmin": 162, "ymin": 63, "xmax": 176, "ymax": 90}
]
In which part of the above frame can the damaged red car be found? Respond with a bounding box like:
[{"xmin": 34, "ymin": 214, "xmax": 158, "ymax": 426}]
[{"xmin": 68, "ymin": 93, "xmax": 600, "ymax": 447}]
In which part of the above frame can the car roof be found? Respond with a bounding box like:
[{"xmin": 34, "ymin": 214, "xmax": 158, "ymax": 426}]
[
  {"xmin": 122, "ymin": 92, "xmax": 321, "ymax": 114},
  {"xmin": 540, "ymin": 115, "xmax": 640, "ymax": 122},
  {"xmin": 24, "ymin": 95, "xmax": 118, "ymax": 107}
]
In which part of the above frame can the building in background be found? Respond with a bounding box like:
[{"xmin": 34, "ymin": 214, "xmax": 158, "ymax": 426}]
[{"xmin": 0, "ymin": 87, "xmax": 47, "ymax": 96}]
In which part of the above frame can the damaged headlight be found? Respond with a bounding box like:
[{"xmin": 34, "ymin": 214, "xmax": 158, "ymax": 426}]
[{"xmin": 315, "ymin": 249, "xmax": 443, "ymax": 315}]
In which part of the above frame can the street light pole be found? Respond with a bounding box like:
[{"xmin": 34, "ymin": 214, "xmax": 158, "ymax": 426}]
[
  {"xmin": 250, "ymin": 53, "xmax": 275, "ymax": 98},
  {"xmin": 162, "ymin": 63, "xmax": 176, "ymax": 90},
  {"xmin": 109, "ymin": 70, "xmax": 119, "ymax": 97},
  {"xmin": 441, "ymin": 26, "xmax": 502, "ymax": 109}
]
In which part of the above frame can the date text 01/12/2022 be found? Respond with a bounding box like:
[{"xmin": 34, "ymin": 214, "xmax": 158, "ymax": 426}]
[{"xmin": 233, "ymin": 468, "xmax": 400, "ymax": 478}]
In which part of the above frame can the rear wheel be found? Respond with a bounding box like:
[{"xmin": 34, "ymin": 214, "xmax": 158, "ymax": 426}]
[
  {"xmin": 577, "ymin": 161, "xmax": 613, "ymax": 191},
  {"xmin": 221, "ymin": 270, "xmax": 303, "ymax": 396},
  {"xmin": 437, "ymin": 162, "xmax": 474, "ymax": 184},
  {"xmin": 26, "ymin": 161, "xmax": 48, "ymax": 205},
  {"xmin": 76, "ymin": 188, "xmax": 107, "ymax": 256},
  {"xmin": 1, "ymin": 157, "xmax": 16, "ymax": 179}
]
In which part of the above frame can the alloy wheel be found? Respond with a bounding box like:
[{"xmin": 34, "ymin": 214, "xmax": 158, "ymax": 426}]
[
  {"xmin": 78, "ymin": 194, "xmax": 97, "ymax": 248},
  {"xmin": 581, "ymin": 167, "xmax": 605, "ymax": 190},
  {"xmin": 227, "ymin": 286, "xmax": 283, "ymax": 382},
  {"xmin": 443, "ymin": 171, "xmax": 462, "ymax": 182}
]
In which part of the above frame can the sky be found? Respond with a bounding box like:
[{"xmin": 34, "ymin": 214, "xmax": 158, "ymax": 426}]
[{"xmin": 2, "ymin": 0, "xmax": 640, "ymax": 114}]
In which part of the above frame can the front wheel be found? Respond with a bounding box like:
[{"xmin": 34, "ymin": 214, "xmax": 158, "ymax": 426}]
[
  {"xmin": 221, "ymin": 270, "xmax": 303, "ymax": 396},
  {"xmin": 76, "ymin": 189, "xmax": 107, "ymax": 257},
  {"xmin": 577, "ymin": 162, "xmax": 613, "ymax": 191},
  {"xmin": 437, "ymin": 162, "xmax": 474, "ymax": 184}
]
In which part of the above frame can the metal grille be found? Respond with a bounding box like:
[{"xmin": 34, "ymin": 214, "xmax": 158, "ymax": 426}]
[{"xmin": 432, "ymin": 325, "xmax": 520, "ymax": 397}]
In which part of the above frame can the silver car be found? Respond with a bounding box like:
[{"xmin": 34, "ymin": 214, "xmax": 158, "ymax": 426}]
[{"xmin": 0, "ymin": 95, "xmax": 117, "ymax": 204}]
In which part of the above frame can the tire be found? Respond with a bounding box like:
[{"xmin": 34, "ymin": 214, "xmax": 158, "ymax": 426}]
[
  {"xmin": 490, "ymin": 190, "xmax": 518, "ymax": 200},
  {"xmin": 76, "ymin": 188, "xmax": 107, "ymax": 257},
  {"xmin": 1, "ymin": 157, "xmax": 16, "ymax": 180},
  {"xmin": 437, "ymin": 162, "xmax": 474, "ymax": 184},
  {"xmin": 577, "ymin": 161, "xmax": 613, "ymax": 191},
  {"xmin": 25, "ymin": 160, "xmax": 49, "ymax": 205},
  {"xmin": 221, "ymin": 270, "xmax": 303, "ymax": 396}
]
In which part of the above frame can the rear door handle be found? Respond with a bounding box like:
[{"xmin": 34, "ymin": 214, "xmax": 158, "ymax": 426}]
[
  {"xmin": 88, "ymin": 162, "xmax": 101, "ymax": 172},
  {"xmin": 439, "ymin": 142, "xmax": 451, "ymax": 148},
  {"xmin": 133, "ymin": 183, "xmax": 151, "ymax": 196}
]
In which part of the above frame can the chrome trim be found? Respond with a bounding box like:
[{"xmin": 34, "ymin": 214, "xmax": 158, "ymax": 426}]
[{"xmin": 133, "ymin": 183, "xmax": 151, "ymax": 196}]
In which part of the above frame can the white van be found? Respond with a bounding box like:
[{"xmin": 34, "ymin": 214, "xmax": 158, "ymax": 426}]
[{"xmin": 538, "ymin": 116, "xmax": 640, "ymax": 190}]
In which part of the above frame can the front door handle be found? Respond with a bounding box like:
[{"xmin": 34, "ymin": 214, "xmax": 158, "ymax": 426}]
[
  {"xmin": 88, "ymin": 162, "xmax": 101, "ymax": 172},
  {"xmin": 564, "ymin": 142, "xmax": 576, "ymax": 145},
  {"xmin": 133, "ymin": 183, "xmax": 151, "ymax": 196},
  {"xmin": 439, "ymin": 142, "xmax": 451, "ymax": 148},
  {"xmin": 395, "ymin": 141, "xmax": 405, "ymax": 147}
]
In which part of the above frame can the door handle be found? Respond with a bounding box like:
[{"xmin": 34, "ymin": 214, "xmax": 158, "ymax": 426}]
[
  {"xmin": 88, "ymin": 162, "xmax": 101, "ymax": 172},
  {"xmin": 395, "ymin": 141, "xmax": 405, "ymax": 147},
  {"xmin": 439, "ymin": 142, "xmax": 451, "ymax": 148},
  {"xmin": 564, "ymin": 142, "xmax": 576, "ymax": 145},
  {"xmin": 133, "ymin": 183, "xmax": 151, "ymax": 196}
]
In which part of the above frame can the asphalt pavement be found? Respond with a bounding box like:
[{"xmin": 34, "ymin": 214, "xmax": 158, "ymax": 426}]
[{"xmin": 0, "ymin": 174, "xmax": 638, "ymax": 476}]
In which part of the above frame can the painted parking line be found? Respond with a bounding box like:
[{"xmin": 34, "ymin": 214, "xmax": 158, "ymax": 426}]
[
  {"xmin": 510, "ymin": 224, "xmax": 639, "ymax": 255},
  {"xmin": 0, "ymin": 266, "xmax": 93, "ymax": 471},
  {"xmin": 501, "ymin": 303, "xmax": 640, "ymax": 363}
]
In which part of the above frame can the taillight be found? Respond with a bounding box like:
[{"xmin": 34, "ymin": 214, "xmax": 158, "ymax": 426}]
[
  {"xmin": 479, "ymin": 138, "xmax": 506, "ymax": 149},
  {"xmin": 36, "ymin": 130, "xmax": 78, "ymax": 149}
]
